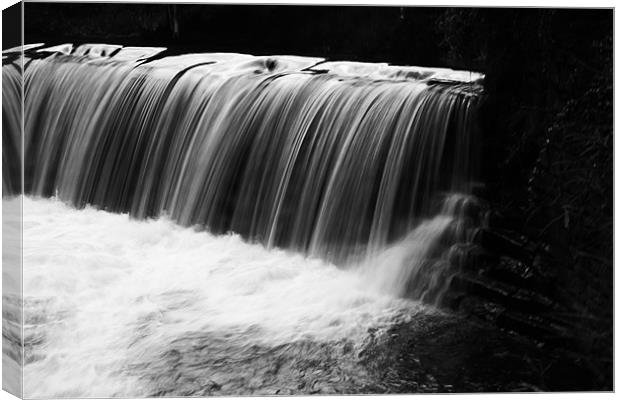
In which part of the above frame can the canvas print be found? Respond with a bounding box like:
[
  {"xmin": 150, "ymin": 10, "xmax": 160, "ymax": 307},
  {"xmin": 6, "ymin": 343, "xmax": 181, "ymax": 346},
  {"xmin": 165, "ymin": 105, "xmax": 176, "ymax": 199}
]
[{"xmin": 1, "ymin": 2, "xmax": 613, "ymax": 397}]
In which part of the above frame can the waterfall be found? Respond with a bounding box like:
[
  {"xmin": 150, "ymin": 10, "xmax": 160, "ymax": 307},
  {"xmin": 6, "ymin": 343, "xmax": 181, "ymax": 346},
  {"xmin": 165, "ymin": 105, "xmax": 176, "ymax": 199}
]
[
  {"xmin": 360, "ymin": 193, "xmax": 481, "ymax": 304},
  {"xmin": 3, "ymin": 44, "xmax": 483, "ymax": 296},
  {"xmin": 2, "ymin": 59, "xmax": 22, "ymax": 196}
]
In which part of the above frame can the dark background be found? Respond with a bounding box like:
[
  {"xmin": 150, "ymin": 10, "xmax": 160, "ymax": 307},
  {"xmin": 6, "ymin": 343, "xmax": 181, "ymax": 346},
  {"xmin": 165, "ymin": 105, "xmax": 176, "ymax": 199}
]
[
  {"xmin": 21, "ymin": 4, "xmax": 609, "ymax": 70},
  {"xmin": 2, "ymin": 2, "xmax": 21, "ymax": 50},
  {"xmin": 23, "ymin": 4, "xmax": 450, "ymax": 67},
  {"xmin": 15, "ymin": 3, "xmax": 616, "ymax": 390}
]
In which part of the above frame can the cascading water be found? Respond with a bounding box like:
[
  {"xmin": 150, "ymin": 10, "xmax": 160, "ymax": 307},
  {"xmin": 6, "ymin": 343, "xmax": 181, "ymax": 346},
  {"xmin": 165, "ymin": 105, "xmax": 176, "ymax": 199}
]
[
  {"xmin": 3, "ymin": 44, "xmax": 485, "ymax": 397},
  {"xmin": 9, "ymin": 46, "xmax": 482, "ymax": 262},
  {"xmin": 2, "ymin": 58, "xmax": 21, "ymax": 196}
]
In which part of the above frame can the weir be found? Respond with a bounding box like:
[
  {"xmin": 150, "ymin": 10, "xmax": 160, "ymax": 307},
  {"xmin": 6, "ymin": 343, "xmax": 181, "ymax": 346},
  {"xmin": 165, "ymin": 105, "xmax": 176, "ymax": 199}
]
[{"xmin": 3, "ymin": 43, "xmax": 484, "ymax": 301}]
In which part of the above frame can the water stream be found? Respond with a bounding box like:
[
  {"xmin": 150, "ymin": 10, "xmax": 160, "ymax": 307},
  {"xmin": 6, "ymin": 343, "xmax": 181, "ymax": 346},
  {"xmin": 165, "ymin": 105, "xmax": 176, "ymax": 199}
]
[{"xmin": 2, "ymin": 45, "xmax": 498, "ymax": 397}]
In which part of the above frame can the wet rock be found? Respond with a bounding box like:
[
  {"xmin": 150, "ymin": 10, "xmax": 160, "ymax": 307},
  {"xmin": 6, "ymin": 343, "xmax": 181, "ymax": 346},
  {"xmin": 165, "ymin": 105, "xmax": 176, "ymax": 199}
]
[
  {"xmin": 485, "ymin": 210, "xmax": 525, "ymax": 232},
  {"xmin": 543, "ymin": 354, "xmax": 596, "ymax": 391},
  {"xmin": 451, "ymin": 274, "xmax": 555, "ymax": 313},
  {"xmin": 474, "ymin": 228, "xmax": 534, "ymax": 263}
]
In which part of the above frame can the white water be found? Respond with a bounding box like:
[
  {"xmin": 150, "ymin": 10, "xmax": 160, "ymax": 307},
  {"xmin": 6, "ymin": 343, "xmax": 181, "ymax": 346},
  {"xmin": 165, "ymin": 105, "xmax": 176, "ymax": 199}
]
[
  {"xmin": 14, "ymin": 196, "xmax": 456, "ymax": 397},
  {"xmin": 3, "ymin": 46, "xmax": 483, "ymax": 397},
  {"xmin": 9, "ymin": 48, "xmax": 481, "ymax": 264}
]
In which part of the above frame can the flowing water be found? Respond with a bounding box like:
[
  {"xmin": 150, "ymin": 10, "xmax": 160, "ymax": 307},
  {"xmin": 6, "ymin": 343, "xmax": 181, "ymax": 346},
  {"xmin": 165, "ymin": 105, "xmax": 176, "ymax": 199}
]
[
  {"xmin": 3, "ymin": 45, "xmax": 496, "ymax": 397},
  {"xmin": 17, "ymin": 47, "xmax": 482, "ymax": 262},
  {"xmin": 14, "ymin": 196, "xmax": 435, "ymax": 396}
]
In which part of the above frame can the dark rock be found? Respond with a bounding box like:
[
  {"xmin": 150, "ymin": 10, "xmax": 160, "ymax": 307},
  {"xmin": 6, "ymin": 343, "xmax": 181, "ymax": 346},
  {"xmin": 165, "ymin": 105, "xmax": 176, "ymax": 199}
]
[
  {"xmin": 447, "ymin": 243, "xmax": 497, "ymax": 272},
  {"xmin": 543, "ymin": 355, "xmax": 596, "ymax": 391},
  {"xmin": 474, "ymin": 228, "xmax": 533, "ymax": 263}
]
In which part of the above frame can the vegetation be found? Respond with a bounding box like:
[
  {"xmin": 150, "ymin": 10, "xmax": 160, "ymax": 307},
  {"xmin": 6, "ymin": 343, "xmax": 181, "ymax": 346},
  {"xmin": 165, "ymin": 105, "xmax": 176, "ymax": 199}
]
[{"xmin": 438, "ymin": 8, "xmax": 612, "ymax": 387}]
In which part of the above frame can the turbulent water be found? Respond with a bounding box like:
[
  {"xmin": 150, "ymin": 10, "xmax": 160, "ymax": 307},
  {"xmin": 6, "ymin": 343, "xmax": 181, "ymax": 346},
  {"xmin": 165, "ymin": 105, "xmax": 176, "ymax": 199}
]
[
  {"xmin": 8, "ymin": 196, "xmax": 549, "ymax": 397},
  {"xmin": 3, "ymin": 44, "xmax": 486, "ymax": 397},
  {"xmin": 12, "ymin": 195, "xmax": 460, "ymax": 397}
]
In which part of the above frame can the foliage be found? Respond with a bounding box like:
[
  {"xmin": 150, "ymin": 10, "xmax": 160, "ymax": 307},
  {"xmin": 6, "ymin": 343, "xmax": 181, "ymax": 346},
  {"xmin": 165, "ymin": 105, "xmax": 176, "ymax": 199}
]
[{"xmin": 437, "ymin": 9, "xmax": 613, "ymax": 386}]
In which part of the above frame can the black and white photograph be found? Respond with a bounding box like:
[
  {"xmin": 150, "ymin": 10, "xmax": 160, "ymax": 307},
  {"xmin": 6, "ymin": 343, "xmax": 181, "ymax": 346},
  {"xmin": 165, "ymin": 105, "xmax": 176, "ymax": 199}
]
[{"xmin": 1, "ymin": 1, "xmax": 614, "ymax": 397}]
